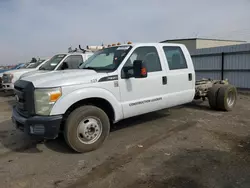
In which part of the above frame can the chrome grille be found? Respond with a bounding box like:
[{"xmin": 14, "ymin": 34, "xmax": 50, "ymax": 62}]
[{"xmin": 2, "ymin": 74, "xmax": 11, "ymax": 83}]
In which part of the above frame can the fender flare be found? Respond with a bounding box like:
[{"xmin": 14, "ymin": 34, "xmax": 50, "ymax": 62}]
[{"xmin": 50, "ymin": 87, "xmax": 123, "ymax": 121}]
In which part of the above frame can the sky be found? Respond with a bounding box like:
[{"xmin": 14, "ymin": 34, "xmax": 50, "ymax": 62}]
[{"xmin": 0, "ymin": 0, "xmax": 250, "ymax": 65}]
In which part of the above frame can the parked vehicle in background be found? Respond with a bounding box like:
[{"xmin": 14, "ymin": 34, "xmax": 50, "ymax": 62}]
[
  {"xmin": 12, "ymin": 42, "xmax": 237, "ymax": 153},
  {"xmin": 2, "ymin": 59, "xmax": 49, "ymax": 92},
  {"xmin": 0, "ymin": 63, "xmax": 25, "ymax": 73},
  {"xmin": 0, "ymin": 63, "xmax": 25, "ymax": 90},
  {"xmin": 19, "ymin": 47, "xmax": 94, "ymax": 79}
]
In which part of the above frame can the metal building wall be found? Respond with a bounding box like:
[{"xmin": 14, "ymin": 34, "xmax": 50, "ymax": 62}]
[
  {"xmin": 191, "ymin": 43, "xmax": 250, "ymax": 89},
  {"xmin": 196, "ymin": 39, "xmax": 245, "ymax": 49}
]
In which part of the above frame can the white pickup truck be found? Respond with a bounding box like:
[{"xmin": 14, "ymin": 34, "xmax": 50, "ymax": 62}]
[
  {"xmin": 12, "ymin": 42, "xmax": 237, "ymax": 153},
  {"xmin": 3, "ymin": 51, "xmax": 93, "ymax": 92},
  {"xmin": 2, "ymin": 59, "xmax": 48, "ymax": 91},
  {"xmin": 18, "ymin": 51, "xmax": 94, "ymax": 80}
]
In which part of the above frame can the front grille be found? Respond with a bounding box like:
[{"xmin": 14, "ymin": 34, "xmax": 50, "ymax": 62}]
[
  {"xmin": 14, "ymin": 80, "xmax": 35, "ymax": 117},
  {"xmin": 2, "ymin": 74, "xmax": 11, "ymax": 83}
]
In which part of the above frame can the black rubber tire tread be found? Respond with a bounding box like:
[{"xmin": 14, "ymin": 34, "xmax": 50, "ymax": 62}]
[
  {"xmin": 207, "ymin": 84, "xmax": 222, "ymax": 110},
  {"xmin": 64, "ymin": 105, "xmax": 110, "ymax": 153},
  {"xmin": 217, "ymin": 84, "xmax": 237, "ymax": 111}
]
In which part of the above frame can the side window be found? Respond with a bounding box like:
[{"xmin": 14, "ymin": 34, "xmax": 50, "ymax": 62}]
[
  {"xmin": 123, "ymin": 46, "xmax": 162, "ymax": 74},
  {"xmin": 163, "ymin": 46, "xmax": 188, "ymax": 70},
  {"xmin": 63, "ymin": 55, "xmax": 84, "ymax": 69}
]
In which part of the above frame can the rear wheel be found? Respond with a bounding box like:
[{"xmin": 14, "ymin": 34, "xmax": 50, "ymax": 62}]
[
  {"xmin": 64, "ymin": 105, "xmax": 110, "ymax": 153},
  {"xmin": 207, "ymin": 84, "xmax": 221, "ymax": 109},
  {"xmin": 216, "ymin": 85, "xmax": 237, "ymax": 111}
]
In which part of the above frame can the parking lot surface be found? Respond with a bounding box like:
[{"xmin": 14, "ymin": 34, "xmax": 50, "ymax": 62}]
[{"xmin": 0, "ymin": 92, "xmax": 250, "ymax": 188}]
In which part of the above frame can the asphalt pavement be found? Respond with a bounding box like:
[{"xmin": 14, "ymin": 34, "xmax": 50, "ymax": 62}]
[{"xmin": 0, "ymin": 92, "xmax": 250, "ymax": 188}]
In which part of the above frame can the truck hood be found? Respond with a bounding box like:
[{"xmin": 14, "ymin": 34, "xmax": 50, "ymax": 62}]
[
  {"xmin": 21, "ymin": 69, "xmax": 108, "ymax": 88},
  {"xmin": 3, "ymin": 68, "xmax": 37, "ymax": 82},
  {"xmin": 19, "ymin": 70, "xmax": 49, "ymax": 79},
  {"xmin": 4, "ymin": 68, "xmax": 36, "ymax": 77}
]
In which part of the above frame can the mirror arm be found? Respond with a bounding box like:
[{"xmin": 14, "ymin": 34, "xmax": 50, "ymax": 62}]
[{"xmin": 123, "ymin": 66, "xmax": 133, "ymax": 79}]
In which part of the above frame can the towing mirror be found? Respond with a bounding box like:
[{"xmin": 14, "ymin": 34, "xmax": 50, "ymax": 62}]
[{"xmin": 133, "ymin": 60, "xmax": 147, "ymax": 78}]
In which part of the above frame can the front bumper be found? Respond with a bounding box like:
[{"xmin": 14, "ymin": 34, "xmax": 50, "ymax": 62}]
[
  {"xmin": 12, "ymin": 107, "xmax": 63, "ymax": 139},
  {"xmin": 2, "ymin": 83, "xmax": 14, "ymax": 90}
]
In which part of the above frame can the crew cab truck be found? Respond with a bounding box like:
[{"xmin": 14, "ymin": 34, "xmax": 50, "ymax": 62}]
[{"xmin": 12, "ymin": 43, "xmax": 237, "ymax": 153}]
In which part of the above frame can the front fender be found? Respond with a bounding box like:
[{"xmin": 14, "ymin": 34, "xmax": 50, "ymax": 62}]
[{"xmin": 50, "ymin": 87, "xmax": 123, "ymax": 121}]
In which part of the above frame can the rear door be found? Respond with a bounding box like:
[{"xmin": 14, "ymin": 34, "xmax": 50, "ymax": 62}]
[
  {"xmin": 161, "ymin": 45, "xmax": 195, "ymax": 107},
  {"xmin": 118, "ymin": 45, "xmax": 167, "ymax": 118}
]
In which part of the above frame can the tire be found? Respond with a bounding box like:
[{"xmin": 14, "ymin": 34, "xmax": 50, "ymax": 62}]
[
  {"xmin": 64, "ymin": 105, "xmax": 110, "ymax": 153},
  {"xmin": 217, "ymin": 84, "xmax": 237, "ymax": 111},
  {"xmin": 207, "ymin": 84, "xmax": 221, "ymax": 110}
]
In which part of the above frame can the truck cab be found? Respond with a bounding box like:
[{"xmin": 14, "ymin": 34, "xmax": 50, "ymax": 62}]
[
  {"xmin": 12, "ymin": 43, "xmax": 196, "ymax": 152},
  {"xmin": 19, "ymin": 52, "xmax": 93, "ymax": 79}
]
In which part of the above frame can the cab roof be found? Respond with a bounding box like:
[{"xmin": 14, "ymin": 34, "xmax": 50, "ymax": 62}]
[{"xmin": 103, "ymin": 42, "xmax": 185, "ymax": 49}]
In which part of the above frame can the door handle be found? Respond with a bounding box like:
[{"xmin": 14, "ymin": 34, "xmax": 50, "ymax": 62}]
[
  {"xmin": 188, "ymin": 73, "xmax": 192, "ymax": 81},
  {"xmin": 162, "ymin": 76, "xmax": 167, "ymax": 85}
]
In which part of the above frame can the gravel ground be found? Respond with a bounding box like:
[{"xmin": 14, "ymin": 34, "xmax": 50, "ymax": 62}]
[{"xmin": 0, "ymin": 92, "xmax": 250, "ymax": 188}]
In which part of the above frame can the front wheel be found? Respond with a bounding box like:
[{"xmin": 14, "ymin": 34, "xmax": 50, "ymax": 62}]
[{"xmin": 64, "ymin": 105, "xmax": 110, "ymax": 153}]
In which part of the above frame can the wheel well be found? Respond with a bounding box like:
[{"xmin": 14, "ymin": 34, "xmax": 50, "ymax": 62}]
[{"xmin": 61, "ymin": 98, "xmax": 115, "ymax": 130}]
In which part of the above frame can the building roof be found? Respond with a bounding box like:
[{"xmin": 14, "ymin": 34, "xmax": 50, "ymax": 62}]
[{"xmin": 160, "ymin": 37, "xmax": 246, "ymax": 43}]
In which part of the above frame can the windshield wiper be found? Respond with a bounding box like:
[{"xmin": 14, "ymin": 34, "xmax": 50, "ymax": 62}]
[
  {"xmin": 39, "ymin": 67, "xmax": 45, "ymax": 70},
  {"xmin": 82, "ymin": 67, "xmax": 97, "ymax": 70},
  {"xmin": 39, "ymin": 67, "xmax": 48, "ymax": 70},
  {"xmin": 83, "ymin": 67, "xmax": 114, "ymax": 71}
]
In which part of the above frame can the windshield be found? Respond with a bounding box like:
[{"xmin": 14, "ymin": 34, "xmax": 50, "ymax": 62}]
[
  {"xmin": 27, "ymin": 60, "xmax": 45, "ymax": 68},
  {"xmin": 39, "ymin": 54, "xmax": 66, "ymax": 71},
  {"xmin": 79, "ymin": 45, "xmax": 132, "ymax": 71}
]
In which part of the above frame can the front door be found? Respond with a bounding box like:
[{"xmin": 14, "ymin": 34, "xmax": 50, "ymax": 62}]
[{"xmin": 118, "ymin": 46, "xmax": 167, "ymax": 118}]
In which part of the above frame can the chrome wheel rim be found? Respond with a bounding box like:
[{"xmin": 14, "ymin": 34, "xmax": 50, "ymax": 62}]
[
  {"xmin": 77, "ymin": 116, "xmax": 102, "ymax": 144},
  {"xmin": 227, "ymin": 90, "xmax": 235, "ymax": 107}
]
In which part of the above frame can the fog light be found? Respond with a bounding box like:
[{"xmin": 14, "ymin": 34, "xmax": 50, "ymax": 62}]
[{"xmin": 30, "ymin": 124, "xmax": 45, "ymax": 135}]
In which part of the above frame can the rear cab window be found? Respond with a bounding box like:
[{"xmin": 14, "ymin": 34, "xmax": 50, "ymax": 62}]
[{"xmin": 162, "ymin": 46, "xmax": 188, "ymax": 70}]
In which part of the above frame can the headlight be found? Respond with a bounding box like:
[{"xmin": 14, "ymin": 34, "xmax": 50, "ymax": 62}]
[
  {"xmin": 34, "ymin": 87, "xmax": 62, "ymax": 115},
  {"xmin": 9, "ymin": 74, "xmax": 14, "ymax": 82}
]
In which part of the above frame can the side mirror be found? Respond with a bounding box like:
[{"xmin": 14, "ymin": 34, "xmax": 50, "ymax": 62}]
[
  {"xmin": 61, "ymin": 62, "xmax": 69, "ymax": 70},
  {"xmin": 78, "ymin": 62, "xmax": 83, "ymax": 67},
  {"xmin": 133, "ymin": 60, "xmax": 147, "ymax": 78},
  {"xmin": 122, "ymin": 66, "xmax": 133, "ymax": 79}
]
